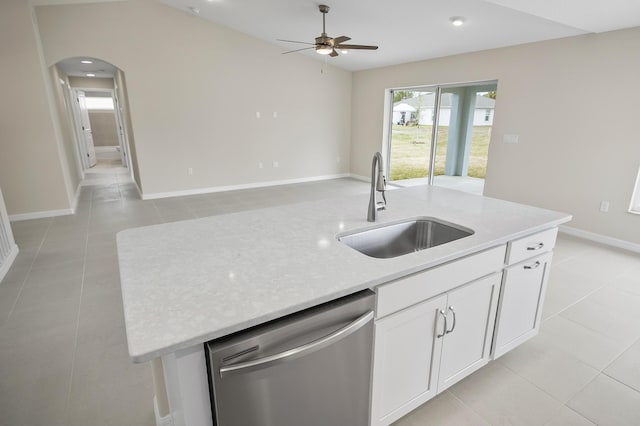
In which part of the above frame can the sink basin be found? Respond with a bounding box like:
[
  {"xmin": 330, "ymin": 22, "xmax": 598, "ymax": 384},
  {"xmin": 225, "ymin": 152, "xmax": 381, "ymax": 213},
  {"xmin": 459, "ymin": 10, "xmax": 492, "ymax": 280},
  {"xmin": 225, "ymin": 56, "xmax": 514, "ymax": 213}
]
[{"xmin": 338, "ymin": 218, "xmax": 474, "ymax": 259}]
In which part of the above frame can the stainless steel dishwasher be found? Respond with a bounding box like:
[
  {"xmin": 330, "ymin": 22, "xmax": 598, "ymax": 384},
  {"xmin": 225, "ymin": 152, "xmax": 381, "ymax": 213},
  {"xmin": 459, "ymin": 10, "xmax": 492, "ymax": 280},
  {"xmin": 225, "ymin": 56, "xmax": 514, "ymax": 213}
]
[{"xmin": 205, "ymin": 289, "xmax": 375, "ymax": 426}]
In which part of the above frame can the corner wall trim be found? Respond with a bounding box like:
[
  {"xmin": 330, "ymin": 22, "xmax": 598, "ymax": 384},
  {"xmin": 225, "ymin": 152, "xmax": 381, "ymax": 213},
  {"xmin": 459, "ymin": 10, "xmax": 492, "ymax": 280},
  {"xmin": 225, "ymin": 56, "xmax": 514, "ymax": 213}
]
[
  {"xmin": 133, "ymin": 180, "xmax": 143, "ymax": 200},
  {"xmin": 141, "ymin": 173, "xmax": 351, "ymax": 200},
  {"xmin": 0, "ymin": 244, "xmax": 19, "ymax": 283},
  {"xmin": 559, "ymin": 225, "xmax": 640, "ymax": 254},
  {"xmin": 9, "ymin": 208, "xmax": 74, "ymax": 222},
  {"xmin": 71, "ymin": 184, "xmax": 81, "ymax": 214}
]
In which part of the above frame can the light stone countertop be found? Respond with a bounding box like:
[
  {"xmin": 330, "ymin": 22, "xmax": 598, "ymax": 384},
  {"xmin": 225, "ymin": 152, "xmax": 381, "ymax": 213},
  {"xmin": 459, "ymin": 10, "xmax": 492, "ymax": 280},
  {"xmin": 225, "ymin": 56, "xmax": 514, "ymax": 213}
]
[{"xmin": 117, "ymin": 185, "xmax": 571, "ymax": 362}]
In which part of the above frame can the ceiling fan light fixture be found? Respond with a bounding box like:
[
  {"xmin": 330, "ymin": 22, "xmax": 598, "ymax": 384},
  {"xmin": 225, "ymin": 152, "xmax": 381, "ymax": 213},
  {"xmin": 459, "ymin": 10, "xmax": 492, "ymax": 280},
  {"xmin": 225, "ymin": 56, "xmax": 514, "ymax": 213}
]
[
  {"xmin": 450, "ymin": 16, "xmax": 465, "ymax": 27},
  {"xmin": 340, "ymin": 49, "xmax": 348, "ymax": 54},
  {"xmin": 316, "ymin": 46, "xmax": 333, "ymax": 55}
]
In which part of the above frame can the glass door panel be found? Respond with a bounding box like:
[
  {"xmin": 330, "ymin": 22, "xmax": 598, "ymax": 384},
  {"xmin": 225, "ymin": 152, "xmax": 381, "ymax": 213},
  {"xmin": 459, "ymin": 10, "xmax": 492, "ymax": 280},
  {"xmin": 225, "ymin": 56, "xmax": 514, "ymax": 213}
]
[
  {"xmin": 388, "ymin": 90, "xmax": 437, "ymax": 183},
  {"xmin": 387, "ymin": 82, "xmax": 497, "ymax": 195}
]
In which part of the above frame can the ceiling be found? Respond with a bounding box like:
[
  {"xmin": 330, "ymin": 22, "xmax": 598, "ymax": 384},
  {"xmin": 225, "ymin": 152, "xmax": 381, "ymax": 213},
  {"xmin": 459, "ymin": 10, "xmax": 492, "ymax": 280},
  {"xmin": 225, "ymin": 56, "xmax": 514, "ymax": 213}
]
[
  {"xmin": 56, "ymin": 57, "xmax": 118, "ymax": 78},
  {"xmin": 158, "ymin": 0, "xmax": 640, "ymax": 71},
  {"xmin": 36, "ymin": 0, "xmax": 640, "ymax": 72}
]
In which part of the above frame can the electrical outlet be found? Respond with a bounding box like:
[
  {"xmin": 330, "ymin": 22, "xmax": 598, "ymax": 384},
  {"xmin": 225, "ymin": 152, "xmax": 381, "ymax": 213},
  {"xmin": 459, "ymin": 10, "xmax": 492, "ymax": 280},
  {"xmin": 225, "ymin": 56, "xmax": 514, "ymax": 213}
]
[
  {"xmin": 336, "ymin": 156, "xmax": 341, "ymax": 164},
  {"xmin": 258, "ymin": 162, "xmax": 264, "ymax": 169},
  {"xmin": 188, "ymin": 167, "xmax": 194, "ymax": 176},
  {"xmin": 600, "ymin": 201, "xmax": 610, "ymax": 212},
  {"xmin": 256, "ymin": 111, "xmax": 261, "ymax": 119},
  {"xmin": 503, "ymin": 134, "xmax": 519, "ymax": 144},
  {"xmin": 273, "ymin": 112, "xmax": 278, "ymax": 119},
  {"xmin": 272, "ymin": 161, "xmax": 279, "ymax": 168}
]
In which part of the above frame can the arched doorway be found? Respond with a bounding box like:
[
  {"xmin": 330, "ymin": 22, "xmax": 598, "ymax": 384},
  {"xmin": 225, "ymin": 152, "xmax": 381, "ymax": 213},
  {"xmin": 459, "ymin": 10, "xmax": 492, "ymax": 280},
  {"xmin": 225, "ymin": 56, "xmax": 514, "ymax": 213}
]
[{"xmin": 53, "ymin": 57, "xmax": 134, "ymax": 186}]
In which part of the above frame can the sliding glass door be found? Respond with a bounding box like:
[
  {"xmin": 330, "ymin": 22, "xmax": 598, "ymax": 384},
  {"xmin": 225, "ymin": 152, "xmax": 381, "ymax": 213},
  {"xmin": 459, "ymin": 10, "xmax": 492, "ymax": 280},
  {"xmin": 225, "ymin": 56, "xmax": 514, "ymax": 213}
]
[
  {"xmin": 387, "ymin": 88, "xmax": 438, "ymax": 181},
  {"xmin": 387, "ymin": 81, "xmax": 497, "ymax": 195}
]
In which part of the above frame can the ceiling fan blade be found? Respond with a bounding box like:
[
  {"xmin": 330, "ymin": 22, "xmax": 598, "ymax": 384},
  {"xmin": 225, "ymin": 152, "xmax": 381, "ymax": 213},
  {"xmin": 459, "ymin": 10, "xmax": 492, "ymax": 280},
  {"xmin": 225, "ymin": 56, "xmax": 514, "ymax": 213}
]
[
  {"xmin": 332, "ymin": 36, "xmax": 351, "ymax": 45},
  {"xmin": 335, "ymin": 44, "xmax": 378, "ymax": 50},
  {"xmin": 329, "ymin": 49, "xmax": 339, "ymax": 57},
  {"xmin": 282, "ymin": 47, "xmax": 315, "ymax": 55},
  {"xmin": 276, "ymin": 39, "xmax": 316, "ymax": 45}
]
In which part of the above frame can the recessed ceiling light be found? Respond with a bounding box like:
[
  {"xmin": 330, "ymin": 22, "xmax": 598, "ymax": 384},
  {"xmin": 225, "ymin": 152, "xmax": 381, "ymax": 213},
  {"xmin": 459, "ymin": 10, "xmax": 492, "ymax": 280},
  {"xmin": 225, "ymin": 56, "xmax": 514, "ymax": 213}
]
[
  {"xmin": 450, "ymin": 16, "xmax": 465, "ymax": 27},
  {"xmin": 81, "ymin": 60, "xmax": 93, "ymax": 64},
  {"xmin": 86, "ymin": 73, "xmax": 96, "ymax": 77}
]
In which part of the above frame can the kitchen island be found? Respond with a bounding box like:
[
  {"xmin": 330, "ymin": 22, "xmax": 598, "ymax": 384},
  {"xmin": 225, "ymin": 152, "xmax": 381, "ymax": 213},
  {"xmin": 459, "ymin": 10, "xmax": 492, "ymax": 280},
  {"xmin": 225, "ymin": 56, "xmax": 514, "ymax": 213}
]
[{"xmin": 117, "ymin": 185, "xmax": 571, "ymax": 425}]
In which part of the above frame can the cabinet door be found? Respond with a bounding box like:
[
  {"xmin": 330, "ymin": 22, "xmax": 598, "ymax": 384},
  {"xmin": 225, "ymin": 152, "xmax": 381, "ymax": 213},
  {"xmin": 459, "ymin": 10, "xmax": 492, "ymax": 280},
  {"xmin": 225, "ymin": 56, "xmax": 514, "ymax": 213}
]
[
  {"xmin": 437, "ymin": 274, "xmax": 501, "ymax": 392},
  {"xmin": 493, "ymin": 252, "xmax": 552, "ymax": 358},
  {"xmin": 370, "ymin": 295, "xmax": 447, "ymax": 426}
]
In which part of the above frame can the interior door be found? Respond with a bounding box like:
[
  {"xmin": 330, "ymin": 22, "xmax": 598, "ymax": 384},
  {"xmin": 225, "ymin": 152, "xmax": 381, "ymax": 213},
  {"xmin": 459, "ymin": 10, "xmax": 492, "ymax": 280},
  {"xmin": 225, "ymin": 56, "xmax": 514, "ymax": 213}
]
[
  {"xmin": 76, "ymin": 91, "xmax": 97, "ymax": 168},
  {"xmin": 112, "ymin": 92, "xmax": 129, "ymax": 168}
]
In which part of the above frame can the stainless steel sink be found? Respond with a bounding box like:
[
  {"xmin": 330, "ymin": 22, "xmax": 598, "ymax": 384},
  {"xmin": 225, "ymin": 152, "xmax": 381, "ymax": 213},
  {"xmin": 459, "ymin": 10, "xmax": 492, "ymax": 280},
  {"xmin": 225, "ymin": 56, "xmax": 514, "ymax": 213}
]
[{"xmin": 338, "ymin": 218, "xmax": 474, "ymax": 259}]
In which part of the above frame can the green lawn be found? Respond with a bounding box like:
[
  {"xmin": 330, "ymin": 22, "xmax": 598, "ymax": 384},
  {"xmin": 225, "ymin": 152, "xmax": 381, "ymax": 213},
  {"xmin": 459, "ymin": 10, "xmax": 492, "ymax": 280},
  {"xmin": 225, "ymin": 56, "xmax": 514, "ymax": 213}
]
[{"xmin": 388, "ymin": 125, "xmax": 491, "ymax": 181}]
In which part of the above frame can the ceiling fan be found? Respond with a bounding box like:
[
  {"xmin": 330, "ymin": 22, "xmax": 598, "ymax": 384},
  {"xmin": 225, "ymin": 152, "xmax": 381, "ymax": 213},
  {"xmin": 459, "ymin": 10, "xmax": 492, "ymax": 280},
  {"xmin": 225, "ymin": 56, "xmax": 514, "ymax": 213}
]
[{"xmin": 279, "ymin": 4, "xmax": 378, "ymax": 57}]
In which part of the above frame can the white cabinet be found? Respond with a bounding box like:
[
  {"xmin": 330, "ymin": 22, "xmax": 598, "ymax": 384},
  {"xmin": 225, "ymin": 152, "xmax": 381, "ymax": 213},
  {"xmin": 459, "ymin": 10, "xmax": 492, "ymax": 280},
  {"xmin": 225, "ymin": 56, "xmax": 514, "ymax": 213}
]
[
  {"xmin": 492, "ymin": 251, "xmax": 553, "ymax": 358},
  {"xmin": 437, "ymin": 275, "xmax": 500, "ymax": 392},
  {"xmin": 370, "ymin": 295, "xmax": 446, "ymax": 426},
  {"xmin": 370, "ymin": 274, "xmax": 501, "ymax": 426},
  {"xmin": 492, "ymin": 228, "xmax": 557, "ymax": 359}
]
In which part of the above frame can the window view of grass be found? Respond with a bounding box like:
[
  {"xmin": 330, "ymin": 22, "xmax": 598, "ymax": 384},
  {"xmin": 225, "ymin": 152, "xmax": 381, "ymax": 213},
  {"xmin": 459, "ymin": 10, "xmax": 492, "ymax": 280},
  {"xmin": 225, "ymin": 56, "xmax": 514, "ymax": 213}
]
[{"xmin": 389, "ymin": 125, "xmax": 491, "ymax": 181}]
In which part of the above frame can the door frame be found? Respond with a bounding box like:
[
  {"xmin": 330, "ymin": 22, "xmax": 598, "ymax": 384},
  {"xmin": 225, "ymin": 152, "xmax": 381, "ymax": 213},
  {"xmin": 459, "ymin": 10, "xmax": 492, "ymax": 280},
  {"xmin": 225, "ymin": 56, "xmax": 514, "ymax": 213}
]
[
  {"xmin": 68, "ymin": 86, "xmax": 131, "ymax": 172},
  {"xmin": 384, "ymin": 79, "xmax": 498, "ymax": 187}
]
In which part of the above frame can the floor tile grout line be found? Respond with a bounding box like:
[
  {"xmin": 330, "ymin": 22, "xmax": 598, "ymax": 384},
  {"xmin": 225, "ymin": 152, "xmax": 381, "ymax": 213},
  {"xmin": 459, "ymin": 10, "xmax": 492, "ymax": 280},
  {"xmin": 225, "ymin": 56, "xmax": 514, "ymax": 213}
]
[
  {"xmin": 541, "ymin": 280, "xmax": 609, "ymax": 323},
  {"xmin": 600, "ymin": 369, "xmax": 640, "ymax": 395},
  {"xmin": 496, "ymin": 357, "xmax": 572, "ymax": 405},
  {"xmin": 542, "ymin": 404, "xmax": 597, "ymax": 426},
  {"xmin": 5, "ymin": 218, "xmax": 53, "ymax": 321},
  {"xmin": 444, "ymin": 389, "xmax": 491, "ymax": 425},
  {"xmin": 63, "ymin": 184, "xmax": 93, "ymax": 425}
]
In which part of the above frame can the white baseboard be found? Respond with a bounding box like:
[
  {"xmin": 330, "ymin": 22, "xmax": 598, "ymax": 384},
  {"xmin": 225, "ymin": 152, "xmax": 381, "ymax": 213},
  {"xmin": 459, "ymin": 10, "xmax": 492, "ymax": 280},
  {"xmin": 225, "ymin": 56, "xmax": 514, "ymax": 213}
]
[
  {"xmin": 94, "ymin": 146, "xmax": 119, "ymax": 153},
  {"xmin": 141, "ymin": 173, "xmax": 351, "ymax": 200},
  {"xmin": 349, "ymin": 173, "xmax": 370, "ymax": 182},
  {"xmin": 9, "ymin": 208, "xmax": 74, "ymax": 222},
  {"xmin": 559, "ymin": 225, "xmax": 640, "ymax": 253},
  {"xmin": 0, "ymin": 244, "xmax": 19, "ymax": 283}
]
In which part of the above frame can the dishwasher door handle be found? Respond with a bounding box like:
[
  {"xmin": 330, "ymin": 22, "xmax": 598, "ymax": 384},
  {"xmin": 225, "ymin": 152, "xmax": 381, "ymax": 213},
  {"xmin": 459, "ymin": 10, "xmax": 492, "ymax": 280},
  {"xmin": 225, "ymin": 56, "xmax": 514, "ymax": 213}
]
[{"xmin": 219, "ymin": 310, "xmax": 374, "ymax": 378}]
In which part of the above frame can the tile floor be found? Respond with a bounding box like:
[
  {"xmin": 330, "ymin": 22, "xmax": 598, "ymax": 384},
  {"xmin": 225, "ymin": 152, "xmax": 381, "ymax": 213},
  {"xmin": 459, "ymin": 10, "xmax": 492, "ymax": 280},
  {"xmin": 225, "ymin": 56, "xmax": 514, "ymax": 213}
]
[{"xmin": 0, "ymin": 175, "xmax": 639, "ymax": 425}]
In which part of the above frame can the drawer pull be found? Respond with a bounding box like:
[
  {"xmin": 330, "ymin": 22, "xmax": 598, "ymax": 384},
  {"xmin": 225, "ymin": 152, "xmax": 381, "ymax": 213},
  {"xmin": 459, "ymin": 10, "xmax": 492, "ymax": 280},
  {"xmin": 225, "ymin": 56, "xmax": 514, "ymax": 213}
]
[
  {"xmin": 527, "ymin": 242, "xmax": 544, "ymax": 251},
  {"xmin": 524, "ymin": 261, "xmax": 541, "ymax": 270},
  {"xmin": 436, "ymin": 309, "xmax": 447, "ymax": 338},
  {"xmin": 445, "ymin": 306, "xmax": 456, "ymax": 334}
]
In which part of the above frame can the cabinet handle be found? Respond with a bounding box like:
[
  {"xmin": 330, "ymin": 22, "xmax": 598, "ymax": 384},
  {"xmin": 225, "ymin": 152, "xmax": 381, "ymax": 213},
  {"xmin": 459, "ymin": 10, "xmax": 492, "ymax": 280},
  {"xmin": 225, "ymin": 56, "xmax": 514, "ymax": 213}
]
[
  {"xmin": 436, "ymin": 309, "xmax": 447, "ymax": 338},
  {"xmin": 524, "ymin": 261, "xmax": 541, "ymax": 270},
  {"xmin": 445, "ymin": 306, "xmax": 456, "ymax": 334},
  {"xmin": 527, "ymin": 242, "xmax": 544, "ymax": 251}
]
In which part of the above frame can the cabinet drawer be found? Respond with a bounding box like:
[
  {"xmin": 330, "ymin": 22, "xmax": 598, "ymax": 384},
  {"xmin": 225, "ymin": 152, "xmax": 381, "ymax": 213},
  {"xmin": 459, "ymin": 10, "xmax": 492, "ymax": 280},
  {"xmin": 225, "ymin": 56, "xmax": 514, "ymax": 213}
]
[
  {"xmin": 376, "ymin": 245, "xmax": 506, "ymax": 318},
  {"xmin": 506, "ymin": 228, "xmax": 557, "ymax": 265}
]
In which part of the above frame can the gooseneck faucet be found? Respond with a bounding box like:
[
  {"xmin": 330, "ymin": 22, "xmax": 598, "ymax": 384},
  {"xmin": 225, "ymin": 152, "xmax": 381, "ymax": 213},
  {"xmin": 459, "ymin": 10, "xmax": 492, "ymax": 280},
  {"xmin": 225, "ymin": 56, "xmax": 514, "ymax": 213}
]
[{"xmin": 368, "ymin": 152, "xmax": 387, "ymax": 222}]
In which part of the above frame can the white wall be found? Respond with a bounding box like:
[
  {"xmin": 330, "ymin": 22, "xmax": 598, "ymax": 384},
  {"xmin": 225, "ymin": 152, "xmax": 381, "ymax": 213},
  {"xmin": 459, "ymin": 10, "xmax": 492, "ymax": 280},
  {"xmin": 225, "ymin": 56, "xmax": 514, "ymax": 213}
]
[
  {"xmin": 0, "ymin": 0, "xmax": 74, "ymax": 217},
  {"xmin": 35, "ymin": 0, "xmax": 352, "ymax": 196},
  {"xmin": 352, "ymin": 28, "xmax": 640, "ymax": 244}
]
